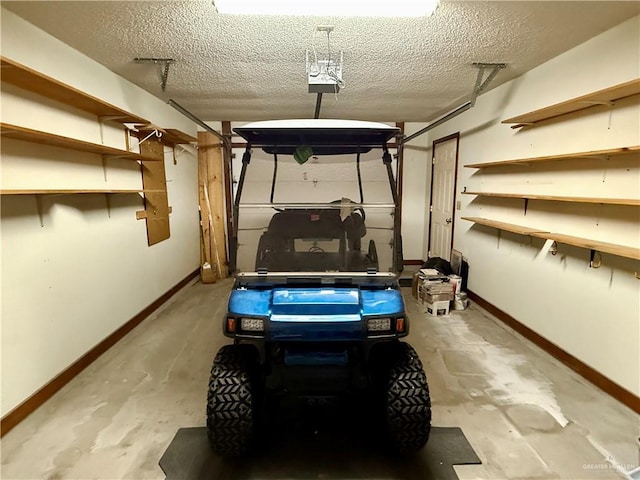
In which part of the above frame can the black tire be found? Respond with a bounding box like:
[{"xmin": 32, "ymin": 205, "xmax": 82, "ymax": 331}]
[
  {"xmin": 382, "ymin": 342, "xmax": 431, "ymax": 453},
  {"xmin": 206, "ymin": 344, "xmax": 258, "ymax": 457}
]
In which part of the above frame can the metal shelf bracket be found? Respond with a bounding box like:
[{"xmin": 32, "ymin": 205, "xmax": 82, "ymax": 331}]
[{"xmin": 589, "ymin": 249, "xmax": 602, "ymax": 268}]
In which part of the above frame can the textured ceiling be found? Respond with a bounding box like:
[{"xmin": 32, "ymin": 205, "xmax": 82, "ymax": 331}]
[{"xmin": 3, "ymin": 1, "xmax": 639, "ymax": 122}]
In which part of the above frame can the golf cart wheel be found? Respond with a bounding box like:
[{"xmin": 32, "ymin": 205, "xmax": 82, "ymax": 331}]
[
  {"xmin": 384, "ymin": 342, "xmax": 431, "ymax": 453},
  {"xmin": 206, "ymin": 344, "xmax": 258, "ymax": 457}
]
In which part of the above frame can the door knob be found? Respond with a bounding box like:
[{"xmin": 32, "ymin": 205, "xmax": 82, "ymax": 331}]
[{"xmin": 445, "ymin": 218, "xmax": 452, "ymax": 224}]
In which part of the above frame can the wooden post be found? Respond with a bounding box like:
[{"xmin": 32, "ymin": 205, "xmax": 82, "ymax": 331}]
[{"xmin": 198, "ymin": 132, "xmax": 228, "ymax": 280}]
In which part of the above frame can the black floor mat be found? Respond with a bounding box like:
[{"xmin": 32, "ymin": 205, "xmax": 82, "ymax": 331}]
[{"xmin": 160, "ymin": 419, "xmax": 481, "ymax": 480}]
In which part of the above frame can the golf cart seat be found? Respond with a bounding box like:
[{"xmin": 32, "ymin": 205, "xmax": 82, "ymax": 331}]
[
  {"xmin": 255, "ymin": 207, "xmax": 378, "ymax": 272},
  {"xmin": 255, "ymin": 209, "xmax": 346, "ymax": 271}
]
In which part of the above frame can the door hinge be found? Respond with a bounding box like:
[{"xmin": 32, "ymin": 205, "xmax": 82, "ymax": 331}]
[{"xmin": 429, "ymin": 205, "xmax": 433, "ymax": 212}]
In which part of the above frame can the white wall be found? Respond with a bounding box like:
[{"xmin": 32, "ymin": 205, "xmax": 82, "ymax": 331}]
[
  {"xmin": 401, "ymin": 124, "xmax": 430, "ymax": 261},
  {"xmin": 413, "ymin": 16, "xmax": 640, "ymax": 396},
  {"xmin": 0, "ymin": 9, "xmax": 200, "ymax": 416}
]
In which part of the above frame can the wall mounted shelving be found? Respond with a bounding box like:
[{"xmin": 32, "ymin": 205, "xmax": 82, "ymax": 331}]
[
  {"xmin": 1, "ymin": 56, "xmax": 196, "ymax": 244},
  {"xmin": 0, "ymin": 57, "xmax": 149, "ymax": 124},
  {"xmin": 462, "ymin": 191, "xmax": 639, "ymax": 207},
  {"xmin": 531, "ymin": 232, "xmax": 640, "ymax": 261},
  {"xmin": 461, "ymin": 217, "xmax": 639, "ymax": 262},
  {"xmin": 465, "ymin": 145, "xmax": 640, "ymax": 168},
  {"xmin": 0, "ymin": 123, "xmax": 162, "ymax": 162},
  {"xmin": 133, "ymin": 124, "xmax": 197, "ymax": 147},
  {"xmin": 0, "ymin": 189, "xmax": 156, "ymax": 195},
  {"xmin": 502, "ymin": 78, "xmax": 640, "ymax": 129},
  {"xmin": 460, "ymin": 216, "xmax": 548, "ymax": 236},
  {"xmin": 462, "ymin": 79, "xmax": 640, "ymax": 268}
]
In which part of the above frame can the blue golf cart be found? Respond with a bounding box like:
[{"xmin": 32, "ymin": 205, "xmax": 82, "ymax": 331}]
[{"xmin": 206, "ymin": 120, "xmax": 431, "ymax": 456}]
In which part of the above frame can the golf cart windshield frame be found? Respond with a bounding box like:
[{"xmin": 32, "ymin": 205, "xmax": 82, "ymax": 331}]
[{"xmin": 230, "ymin": 121, "xmax": 402, "ymax": 279}]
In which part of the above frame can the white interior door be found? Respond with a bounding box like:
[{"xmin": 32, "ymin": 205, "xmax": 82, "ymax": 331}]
[{"xmin": 428, "ymin": 136, "xmax": 458, "ymax": 259}]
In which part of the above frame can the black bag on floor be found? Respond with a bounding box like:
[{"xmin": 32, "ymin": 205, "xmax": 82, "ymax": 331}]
[{"xmin": 422, "ymin": 257, "xmax": 453, "ymax": 276}]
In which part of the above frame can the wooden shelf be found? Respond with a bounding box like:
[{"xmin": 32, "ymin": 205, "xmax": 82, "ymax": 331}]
[
  {"xmin": 133, "ymin": 124, "xmax": 197, "ymax": 147},
  {"xmin": 462, "ymin": 217, "xmax": 639, "ymax": 261},
  {"xmin": 1, "ymin": 57, "xmax": 149, "ymax": 124},
  {"xmin": 461, "ymin": 217, "xmax": 549, "ymax": 235},
  {"xmin": 133, "ymin": 124, "xmax": 198, "ymax": 147},
  {"xmin": 465, "ymin": 145, "xmax": 640, "ymax": 168},
  {"xmin": 463, "ymin": 191, "xmax": 639, "ymax": 206},
  {"xmin": 0, "ymin": 189, "xmax": 158, "ymax": 195},
  {"xmin": 531, "ymin": 232, "xmax": 640, "ymax": 261},
  {"xmin": 0, "ymin": 123, "xmax": 162, "ymax": 162},
  {"xmin": 502, "ymin": 78, "xmax": 640, "ymax": 128}
]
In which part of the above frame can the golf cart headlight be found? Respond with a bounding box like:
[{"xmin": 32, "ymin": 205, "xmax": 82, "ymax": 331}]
[
  {"xmin": 367, "ymin": 317, "xmax": 391, "ymax": 332},
  {"xmin": 240, "ymin": 317, "xmax": 264, "ymax": 332}
]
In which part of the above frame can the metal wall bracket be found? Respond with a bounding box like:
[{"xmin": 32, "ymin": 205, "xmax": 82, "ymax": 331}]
[
  {"xmin": 172, "ymin": 144, "xmax": 193, "ymax": 165},
  {"xmin": 134, "ymin": 57, "xmax": 175, "ymax": 92},
  {"xmin": 579, "ymin": 100, "xmax": 615, "ymax": 107},
  {"xmin": 105, "ymin": 194, "xmax": 112, "ymax": 218},
  {"xmin": 102, "ymin": 157, "xmax": 109, "ymax": 182},
  {"xmin": 510, "ymin": 122, "xmax": 535, "ymax": 130},
  {"xmin": 35, "ymin": 194, "xmax": 45, "ymax": 227}
]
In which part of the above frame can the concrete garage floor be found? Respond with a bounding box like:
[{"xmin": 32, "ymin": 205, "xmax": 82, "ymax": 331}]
[{"xmin": 1, "ymin": 278, "xmax": 638, "ymax": 479}]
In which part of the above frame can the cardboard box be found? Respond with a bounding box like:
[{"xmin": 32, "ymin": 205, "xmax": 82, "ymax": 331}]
[
  {"xmin": 412, "ymin": 272, "xmax": 421, "ymax": 299},
  {"xmin": 423, "ymin": 292, "xmax": 454, "ymax": 304},
  {"xmin": 425, "ymin": 300, "xmax": 450, "ymax": 317}
]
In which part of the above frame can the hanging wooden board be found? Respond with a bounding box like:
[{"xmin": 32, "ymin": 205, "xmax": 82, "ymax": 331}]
[{"xmin": 139, "ymin": 137, "xmax": 170, "ymax": 245}]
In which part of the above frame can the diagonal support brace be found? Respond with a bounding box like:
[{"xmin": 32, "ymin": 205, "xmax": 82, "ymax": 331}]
[
  {"xmin": 471, "ymin": 63, "xmax": 507, "ymax": 106},
  {"xmin": 402, "ymin": 62, "xmax": 507, "ymax": 145}
]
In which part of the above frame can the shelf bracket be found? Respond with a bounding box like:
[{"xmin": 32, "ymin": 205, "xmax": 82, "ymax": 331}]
[
  {"xmin": 105, "ymin": 194, "xmax": 112, "ymax": 218},
  {"xmin": 124, "ymin": 127, "xmax": 132, "ymax": 152},
  {"xmin": 601, "ymin": 155, "xmax": 610, "ymax": 183},
  {"xmin": 589, "ymin": 249, "xmax": 602, "ymax": 268},
  {"xmin": 173, "ymin": 144, "xmax": 193, "ymax": 165},
  {"xmin": 511, "ymin": 122, "xmax": 535, "ymax": 129},
  {"xmin": 35, "ymin": 194, "xmax": 44, "ymax": 227},
  {"xmin": 99, "ymin": 115, "xmax": 134, "ymax": 122},
  {"xmin": 579, "ymin": 100, "xmax": 615, "ymax": 107},
  {"xmin": 102, "ymin": 157, "xmax": 109, "ymax": 182},
  {"xmin": 102, "ymin": 154, "xmax": 131, "ymax": 162},
  {"xmin": 523, "ymin": 198, "xmax": 529, "ymax": 216}
]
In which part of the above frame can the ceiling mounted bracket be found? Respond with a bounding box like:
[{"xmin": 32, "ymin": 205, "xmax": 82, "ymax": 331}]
[
  {"xmin": 471, "ymin": 63, "xmax": 507, "ymax": 106},
  {"xmin": 134, "ymin": 57, "xmax": 175, "ymax": 92}
]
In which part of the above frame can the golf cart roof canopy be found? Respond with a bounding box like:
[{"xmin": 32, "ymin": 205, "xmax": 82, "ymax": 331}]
[{"xmin": 234, "ymin": 119, "xmax": 399, "ymax": 155}]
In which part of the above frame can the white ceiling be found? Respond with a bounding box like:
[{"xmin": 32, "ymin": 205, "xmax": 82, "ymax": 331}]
[{"xmin": 3, "ymin": 1, "xmax": 639, "ymax": 122}]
